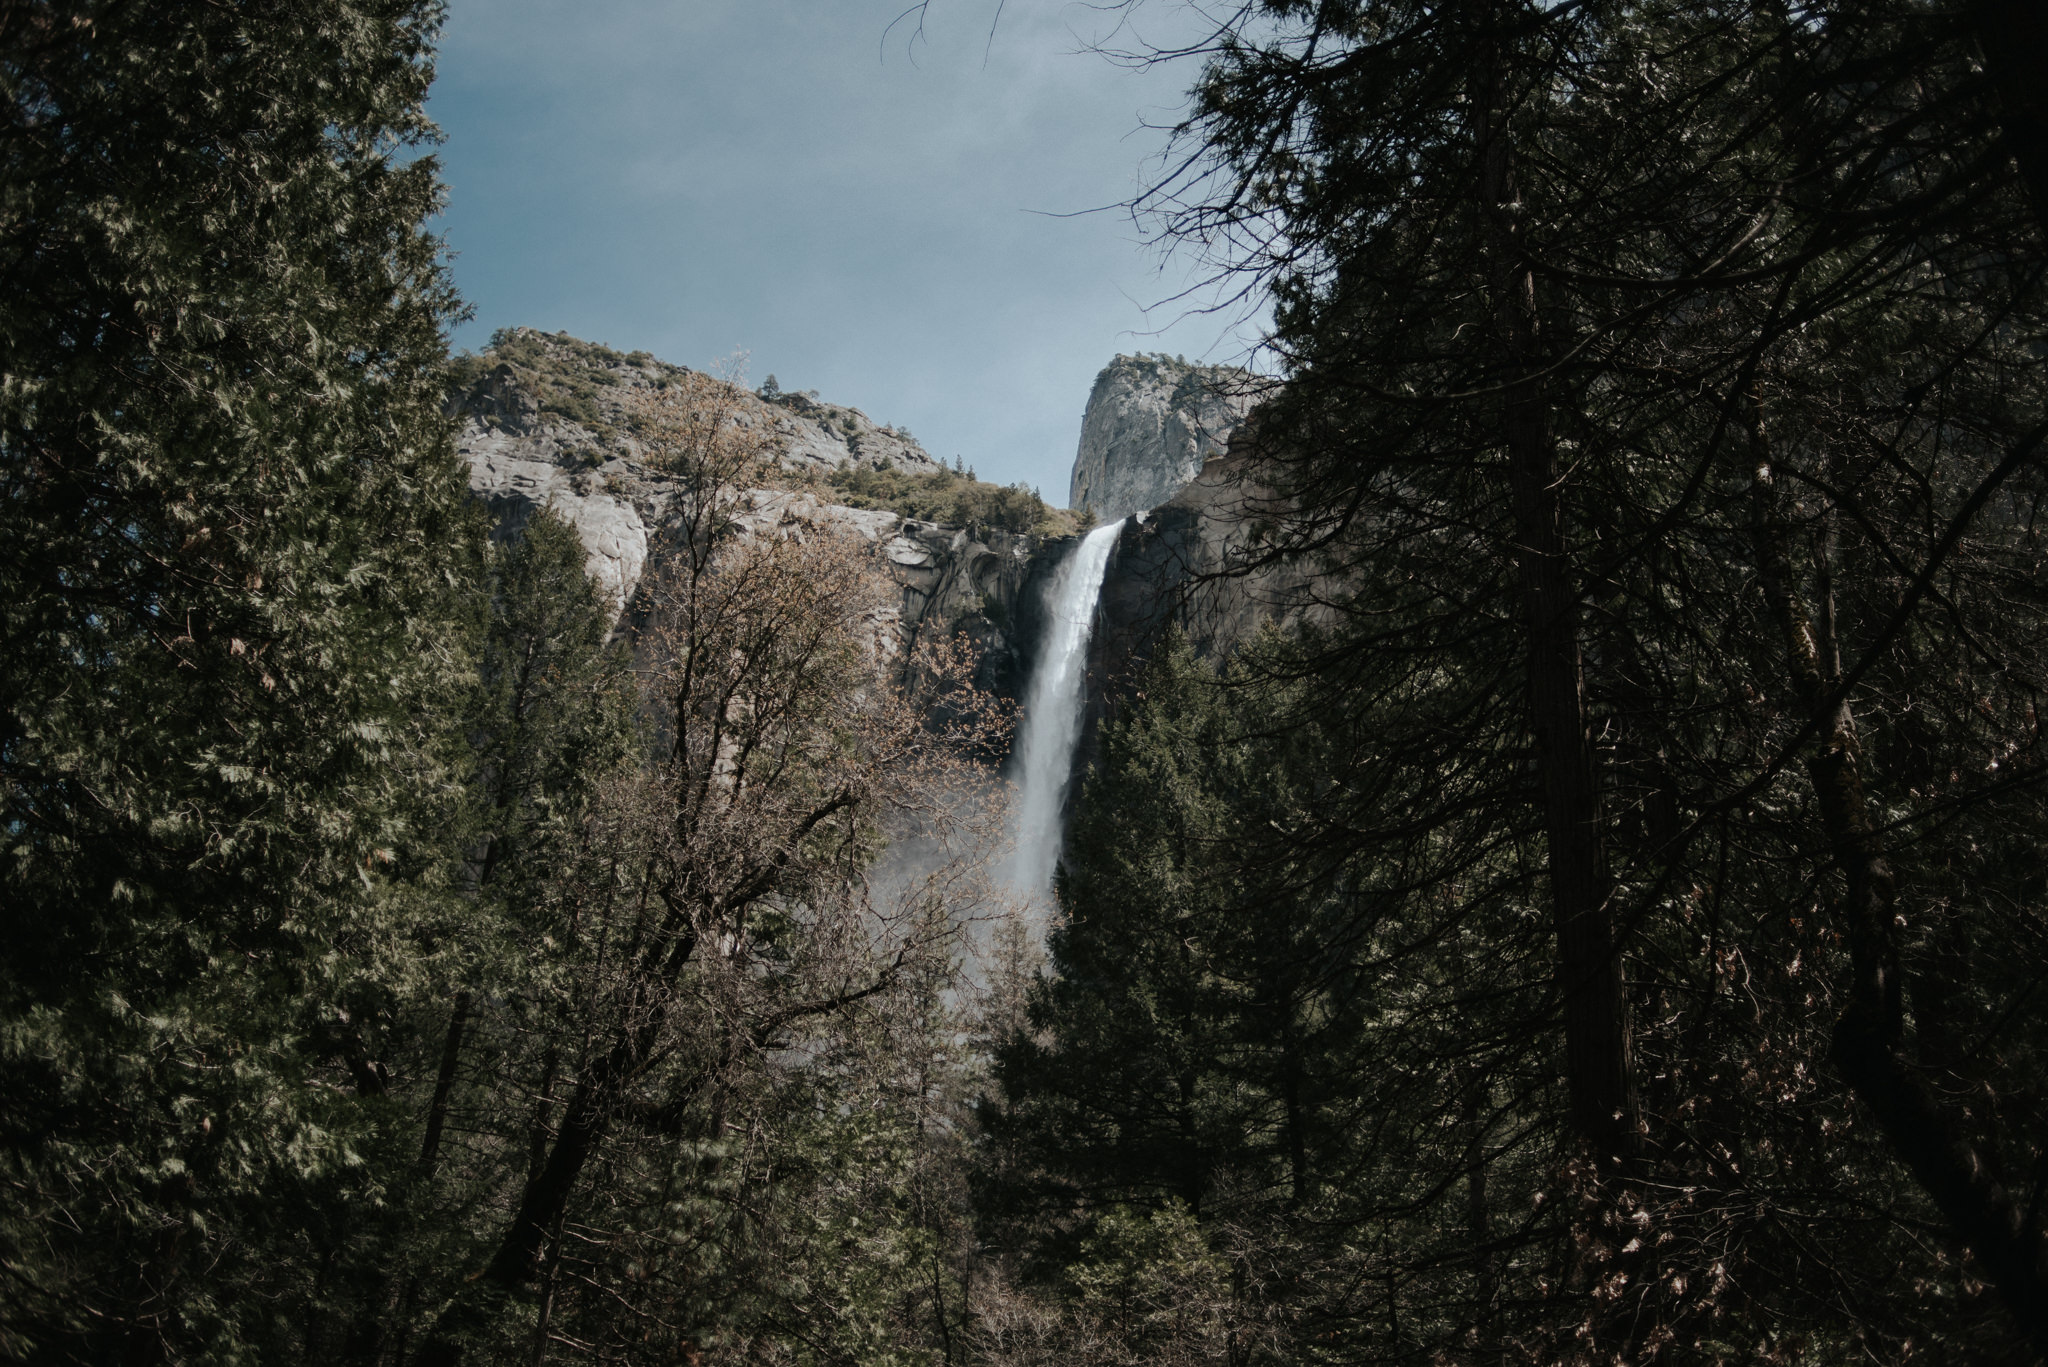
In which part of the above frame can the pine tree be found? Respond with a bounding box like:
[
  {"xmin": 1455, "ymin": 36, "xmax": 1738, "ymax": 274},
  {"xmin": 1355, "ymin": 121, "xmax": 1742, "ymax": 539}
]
[
  {"xmin": 985, "ymin": 632, "xmax": 1396, "ymax": 1361},
  {"xmin": 995, "ymin": 633, "xmax": 1285, "ymax": 1218},
  {"xmin": 338, "ymin": 506, "xmax": 638, "ymax": 1363},
  {"xmin": 466, "ymin": 509, "xmax": 637, "ymax": 909},
  {"xmin": 0, "ymin": 3, "xmax": 478, "ymax": 1358},
  {"xmin": 1117, "ymin": 0, "xmax": 2048, "ymax": 1354}
]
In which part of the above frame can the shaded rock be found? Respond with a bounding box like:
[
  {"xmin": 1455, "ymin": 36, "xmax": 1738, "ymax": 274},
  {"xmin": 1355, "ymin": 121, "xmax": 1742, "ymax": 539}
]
[
  {"xmin": 451, "ymin": 332, "xmax": 1070, "ymax": 711},
  {"xmin": 1068, "ymin": 354, "xmax": 1261, "ymax": 521},
  {"xmin": 1078, "ymin": 440, "xmax": 1331, "ymax": 768}
]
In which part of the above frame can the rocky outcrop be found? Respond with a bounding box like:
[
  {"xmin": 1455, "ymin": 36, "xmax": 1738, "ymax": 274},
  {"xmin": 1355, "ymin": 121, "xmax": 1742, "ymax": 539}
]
[
  {"xmin": 451, "ymin": 328, "xmax": 946, "ymax": 479},
  {"xmin": 1068, "ymin": 354, "xmax": 1260, "ymax": 522},
  {"xmin": 1085, "ymin": 442, "xmax": 1330, "ymax": 735},
  {"xmin": 875, "ymin": 514, "xmax": 1062, "ymax": 706},
  {"xmin": 452, "ymin": 331, "xmax": 1064, "ymax": 705},
  {"xmin": 463, "ymin": 436, "xmax": 655, "ymax": 614},
  {"xmin": 451, "ymin": 330, "xmax": 954, "ymax": 612}
]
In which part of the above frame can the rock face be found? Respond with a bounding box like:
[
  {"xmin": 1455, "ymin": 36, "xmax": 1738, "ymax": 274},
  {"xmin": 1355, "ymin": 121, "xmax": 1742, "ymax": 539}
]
[
  {"xmin": 451, "ymin": 330, "xmax": 1060, "ymax": 705},
  {"xmin": 463, "ymin": 435, "xmax": 654, "ymax": 615},
  {"xmin": 1068, "ymin": 354, "xmax": 1259, "ymax": 521},
  {"xmin": 876, "ymin": 514, "xmax": 1066, "ymax": 707},
  {"xmin": 451, "ymin": 330, "xmax": 954, "ymax": 611},
  {"xmin": 453, "ymin": 330, "xmax": 1294, "ymax": 755},
  {"xmin": 1075, "ymin": 440, "xmax": 1331, "ymax": 769}
]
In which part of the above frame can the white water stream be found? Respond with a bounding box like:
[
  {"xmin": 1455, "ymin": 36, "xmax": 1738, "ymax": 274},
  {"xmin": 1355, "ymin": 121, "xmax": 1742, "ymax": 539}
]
[{"xmin": 1003, "ymin": 519, "xmax": 1125, "ymax": 913}]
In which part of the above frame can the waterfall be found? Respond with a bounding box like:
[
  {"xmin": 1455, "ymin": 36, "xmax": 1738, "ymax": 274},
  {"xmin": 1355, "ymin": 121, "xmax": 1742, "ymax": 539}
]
[{"xmin": 1004, "ymin": 519, "xmax": 1125, "ymax": 912}]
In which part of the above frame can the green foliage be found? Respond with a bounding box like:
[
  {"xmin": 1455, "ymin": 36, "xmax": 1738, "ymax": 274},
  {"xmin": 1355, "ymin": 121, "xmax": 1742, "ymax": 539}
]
[
  {"xmin": 466, "ymin": 508, "xmax": 638, "ymax": 911},
  {"xmin": 1060, "ymin": 1203, "xmax": 1233, "ymax": 1365},
  {"xmin": 256, "ymin": 508, "xmax": 642, "ymax": 1365},
  {"xmin": 463, "ymin": 327, "xmax": 663, "ymax": 441},
  {"xmin": 728, "ymin": 950, "xmax": 977, "ymax": 1367},
  {"xmin": 0, "ymin": 1, "xmax": 481, "ymax": 1358},
  {"xmin": 1094, "ymin": 0, "xmax": 2048, "ymax": 1359},
  {"xmin": 443, "ymin": 347, "xmax": 494, "ymax": 394},
  {"xmin": 983, "ymin": 633, "xmax": 1389, "ymax": 1355},
  {"xmin": 821, "ymin": 462, "xmax": 1080, "ymax": 536}
]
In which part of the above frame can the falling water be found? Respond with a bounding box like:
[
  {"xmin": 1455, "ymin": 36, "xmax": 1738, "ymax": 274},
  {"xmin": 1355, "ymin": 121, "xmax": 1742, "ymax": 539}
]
[{"xmin": 1004, "ymin": 518, "xmax": 1126, "ymax": 912}]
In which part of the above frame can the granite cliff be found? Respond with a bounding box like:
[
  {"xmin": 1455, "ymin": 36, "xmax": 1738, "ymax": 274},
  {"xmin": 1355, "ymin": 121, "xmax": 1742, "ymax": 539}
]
[
  {"xmin": 452, "ymin": 329, "xmax": 950, "ymax": 611},
  {"xmin": 449, "ymin": 329, "xmax": 1070, "ymax": 704},
  {"xmin": 1068, "ymin": 354, "xmax": 1260, "ymax": 522},
  {"xmin": 449, "ymin": 329, "xmax": 1286, "ymax": 730},
  {"xmin": 1095, "ymin": 443, "xmax": 1321, "ymax": 656}
]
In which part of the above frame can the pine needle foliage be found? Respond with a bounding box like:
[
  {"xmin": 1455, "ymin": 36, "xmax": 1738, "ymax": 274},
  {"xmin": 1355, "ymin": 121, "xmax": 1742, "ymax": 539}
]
[
  {"xmin": 1043, "ymin": 0, "xmax": 2048, "ymax": 1359},
  {"xmin": 0, "ymin": 2, "xmax": 478, "ymax": 1359}
]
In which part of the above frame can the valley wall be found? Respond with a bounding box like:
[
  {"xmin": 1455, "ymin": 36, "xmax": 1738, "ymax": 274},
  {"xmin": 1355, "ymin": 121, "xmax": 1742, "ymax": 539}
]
[
  {"xmin": 451, "ymin": 328, "xmax": 1291, "ymax": 744},
  {"xmin": 451, "ymin": 329, "xmax": 1068, "ymax": 705}
]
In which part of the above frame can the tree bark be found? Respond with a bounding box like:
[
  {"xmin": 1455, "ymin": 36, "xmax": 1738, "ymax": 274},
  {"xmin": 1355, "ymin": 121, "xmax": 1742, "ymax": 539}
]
[
  {"xmin": 1968, "ymin": 0, "xmax": 2048, "ymax": 235},
  {"xmin": 1469, "ymin": 3, "xmax": 1636, "ymax": 1164},
  {"xmin": 1747, "ymin": 396, "xmax": 2048, "ymax": 1351},
  {"xmin": 417, "ymin": 991, "xmax": 471, "ymax": 1177},
  {"xmin": 482, "ymin": 1046, "xmax": 629, "ymax": 1290},
  {"xmin": 411, "ymin": 1026, "xmax": 645, "ymax": 1367}
]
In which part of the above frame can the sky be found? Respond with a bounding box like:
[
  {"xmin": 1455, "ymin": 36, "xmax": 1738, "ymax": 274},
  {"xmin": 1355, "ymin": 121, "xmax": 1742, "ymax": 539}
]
[{"xmin": 428, "ymin": 0, "xmax": 1268, "ymax": 501}]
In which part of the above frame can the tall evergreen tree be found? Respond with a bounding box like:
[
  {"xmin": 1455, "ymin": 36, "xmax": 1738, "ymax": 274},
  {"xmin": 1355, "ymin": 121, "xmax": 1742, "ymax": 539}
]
[
  {"xmin": 0, "ymin": 3, "xmax": 477, "ymax": 1358},
  {"xmin": 991, "ymin": 631, "xmax": 1359, "ymax": 1227},
  {"xmin": 1109, "ymin": 0, "xmax": 2048, "ymax": 1356}
]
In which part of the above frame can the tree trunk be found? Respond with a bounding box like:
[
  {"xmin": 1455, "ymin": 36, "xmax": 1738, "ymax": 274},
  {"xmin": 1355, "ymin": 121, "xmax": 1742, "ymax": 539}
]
[
  {"xmin": 483, "ymin": 1053, "xmax": 625, "ymax": 1290},
  {"xmin": 1464, "ymin": 1076, "xmax": 1500, "ymax": 1353},
  {"xmin": 412, "ymin": 940, "xmax": 680, "ymax": 1366},
  {"xmin": 410, "ymin": 1035, "xmax": 635, "ymax": 1367},
  {"xmin": 1969, "ymin": 0, "xmax": 2048, "ymax": 234},
  {"xmin": 1747, "ymin": 396, "xmax": 2048, "ymax": 1351},
  {"xmin": 1469, "ymin": 3, "xmax": 1636, "ymax": 1164},
  {"xmin": 417, "ymin": 991, "xmax": 472, "ymax": 1177}
]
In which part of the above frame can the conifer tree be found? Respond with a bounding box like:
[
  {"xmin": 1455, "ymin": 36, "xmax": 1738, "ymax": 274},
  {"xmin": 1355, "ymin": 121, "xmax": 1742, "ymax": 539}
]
[
  {"xmin": 0, "ymin": 3, "xmax": 477, "ymax": 1358},
  {"xmin": 1096, "ymin": 0, "xmax": 2048, "ymax": 1355},
  {"xmin": 992, "ymin": 631, "xmax": 1347, "ymax": 1223}
]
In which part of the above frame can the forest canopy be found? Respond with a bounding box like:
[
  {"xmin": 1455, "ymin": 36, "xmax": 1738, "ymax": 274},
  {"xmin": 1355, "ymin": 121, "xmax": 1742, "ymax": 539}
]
[
  {"xmin": 977, "ymin": 0, "xmax": 2048, "ymax": 1362},
  {"xmin": 4, "ymin": 1, "xmax": 2048, "ymax": 1365}
]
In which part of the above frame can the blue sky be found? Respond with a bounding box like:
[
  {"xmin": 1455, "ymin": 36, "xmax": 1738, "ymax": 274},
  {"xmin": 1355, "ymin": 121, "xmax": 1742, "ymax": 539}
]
[{"xmin": 428, "ymin": 0, "xmax": 1267, "ymax": 500}]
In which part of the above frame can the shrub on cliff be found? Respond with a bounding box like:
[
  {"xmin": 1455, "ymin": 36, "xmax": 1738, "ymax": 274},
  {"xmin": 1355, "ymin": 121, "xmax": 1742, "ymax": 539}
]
[{"xmin": 823, "ymin": 462, "xmax": 1079, "ymax": 535}]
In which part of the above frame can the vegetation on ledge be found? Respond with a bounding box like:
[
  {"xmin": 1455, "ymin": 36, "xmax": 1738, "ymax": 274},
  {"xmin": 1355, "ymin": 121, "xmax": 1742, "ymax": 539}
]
[{"xmin": 795, "ymin": 459, "xmax": 1088, "ymax": 537}]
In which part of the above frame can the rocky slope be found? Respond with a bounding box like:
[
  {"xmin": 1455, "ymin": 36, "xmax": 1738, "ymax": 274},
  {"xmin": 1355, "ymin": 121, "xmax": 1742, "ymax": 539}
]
[
  {"xmin": 455, "ymin": 327, "xmax": 946, "ymax": 475},
  {"xmin": 449, "ymin": 330, "xmax": 1290, "ymax": 731},
  {"xmin": 1068, "ymin": 354, "xmax": 1259, "ymax": 521},
  {"xmin": 450, "ymin": 329, "xmax": 1065, "ymax": 703}
]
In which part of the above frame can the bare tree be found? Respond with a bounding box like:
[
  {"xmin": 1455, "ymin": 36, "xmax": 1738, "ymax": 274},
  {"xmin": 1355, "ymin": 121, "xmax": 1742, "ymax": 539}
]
[{"xmin": 413, "ymin": 370, "xmax": 1009, "ymax": 1365}]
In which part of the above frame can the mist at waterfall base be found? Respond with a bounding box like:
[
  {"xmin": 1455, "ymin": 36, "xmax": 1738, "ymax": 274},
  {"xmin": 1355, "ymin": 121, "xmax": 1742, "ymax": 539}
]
[
  {"xmin": 861, "ymin": 519, "xmax": 1124, "ymax": 984},
  {"xmin": 1000, "ymin": 519, "xmax": 1126, "ymax": 919}
]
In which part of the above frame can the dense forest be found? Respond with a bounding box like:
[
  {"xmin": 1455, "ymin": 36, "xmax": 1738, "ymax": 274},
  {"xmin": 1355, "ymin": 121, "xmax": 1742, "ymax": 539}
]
[{"xmin": 4, "ymin": 1, "xmax": 2046, "ymax": 1365}]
